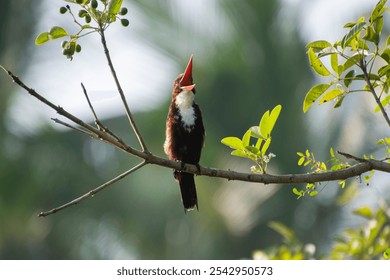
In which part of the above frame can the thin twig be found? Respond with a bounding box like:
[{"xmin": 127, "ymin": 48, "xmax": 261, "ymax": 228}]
[
  {"xmin": 2, "ymin": 68, "xmax": 130, "ymax": 152},
  {"xmin": 81, "ymin": 83, "xmax": 99, "ymax": 127},
  {"xmin": 38, "ymin": 161, "xmax": 146, "ymax": 217},
  {"xmin": 51, "ymin": 118, "xmax": 95, "ymax": 138},
  {"xmin": 360, "ymin": 59, "xmax": 390, "ymax": 127},
  {"xmin": 98, "ymin": 22, "xmax": 149, "ymax": 152},
  {"xmin": 80, "ymin": 83, "xmax": 125, "ymax": 144}
]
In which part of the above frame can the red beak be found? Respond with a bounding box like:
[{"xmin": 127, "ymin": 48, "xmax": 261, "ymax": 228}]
[{"xmin": 179, "ymin": 55, "xmax": 195, "ymax": 91}]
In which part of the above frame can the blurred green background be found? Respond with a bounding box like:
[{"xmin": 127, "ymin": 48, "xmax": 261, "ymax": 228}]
[{"xmin": 0, "ymin": 0, "xmax": 387, "ymax": 259}]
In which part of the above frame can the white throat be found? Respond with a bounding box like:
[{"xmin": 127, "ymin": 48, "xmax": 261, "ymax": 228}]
[
  {"xmin": 175, "ymin": 90, "xmax": 194, "ymax": 109},
  {"xmin": 175, "ymin": 91, "xmax": 195, "ymax": 130}
]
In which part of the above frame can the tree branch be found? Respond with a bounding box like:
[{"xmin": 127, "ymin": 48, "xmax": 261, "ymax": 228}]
[
  {"xmin": 38, "ymin": 161, "xmax": 146, "ymax": 217},
  {"xmin": 98, "ymin": 22, "xmax": 149, "ymax": 152},
  {"xmin": 360, "ymin": 59, "xmax": 390, "ymax": 127}
]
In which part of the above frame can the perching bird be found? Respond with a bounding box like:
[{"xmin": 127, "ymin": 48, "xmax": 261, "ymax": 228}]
[{"xmin": 164, "ymin": 55, "xmax": 205, "ymax": 212}]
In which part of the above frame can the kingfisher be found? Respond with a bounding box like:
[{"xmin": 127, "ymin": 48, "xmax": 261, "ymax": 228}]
[{"xmin": 164, "ymin": 55, "xmax": 205, "ymax": 212}]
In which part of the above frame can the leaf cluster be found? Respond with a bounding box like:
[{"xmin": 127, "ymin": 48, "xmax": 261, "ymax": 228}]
[
  {"xmin": 293, "ymin": 148, "xmax": 351, "ymax": 198},
  {"xmin": 303, "ymin": 0, "xmax": 390, "ymax": 113},
  {"xmin": 221, "ymin": 105, "xmax": 281, "ymax": 174},
  {"xmin": 254, "ymin": 206, "xmax": 390, "ymax": 260},
  {"xmin": 331, "ymin": 207, "xmax": 390, "ymax": 260},
  {"xmin": 35, "ymin": 0, "xmax": 129, "ymax": 60}
]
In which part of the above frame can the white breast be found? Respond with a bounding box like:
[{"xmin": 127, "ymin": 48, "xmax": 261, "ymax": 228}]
[{"xmin": 175, "ymin": 91, "xmax": 196, "ymax": 130}]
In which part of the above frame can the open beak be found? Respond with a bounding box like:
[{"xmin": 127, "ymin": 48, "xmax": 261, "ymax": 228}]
[{"xmin": 179, "ymin": 55, "xmax": 196, "ymax": 91}]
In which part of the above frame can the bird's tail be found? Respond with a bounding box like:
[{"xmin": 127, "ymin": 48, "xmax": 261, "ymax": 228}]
[{"xmin": 174, "ymin": 171, "xmax": 198, "ymax": 212}]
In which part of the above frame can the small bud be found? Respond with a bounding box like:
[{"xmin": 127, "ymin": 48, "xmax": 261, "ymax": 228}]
[
  {"xmin": 75, "ymin": 44, "xmax": 82, "ymax": 53},
  {"xmin": 78, "ymin": 9, "xmax": 88, "ymax": 17},
  {"xmin": 85, "ymin": 15, "xmax": 91, "ymax": 23},
  {"xmin": 120, "ymin": 7, "xmax": 128, "ymax": 16},
  {"xmin": 120, "ymin": 18, "xmax": 129, "ymax": 27},
  {"xmin": 76, "ymin": 0, "xmax": 83, "ymax": 4},
  {"xmin": 59, "ymin": 6, "xmax": 68, "ymax": 14},
  {"xmin": 61, "ymin": 40, "xmax": 69, "ymax": 48},
  {"xmin": 62, "ymin": 48, "xmax": 70, "ymax": 56},
  {"xmin": 91, "ymin": 0, "xmax": 98, "ymax": 9}
]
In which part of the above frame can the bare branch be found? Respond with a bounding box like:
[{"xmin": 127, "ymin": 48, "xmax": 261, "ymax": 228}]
[
  {"xmin": 51, "ymin": 118, "xmax": 95, "ymax": 138},
  {"xmin": 38, "ymin": 161, "xmax": 146, "ymax": 217},
  {"xmin": 81, "ymin": 82, "xmax": 125, "ymax": 144},
  {"xmin": 360, "ymin": 59, "xmax": 390, "ymax": 127},
  {"xmin": 141, "ymin": 151, "xmax": 390, "ymax": 184},
  {"xmin": 81, "ymin": 82, "xmax": 99, "ymax": 126},
  {"xmin": 98, "ymin": 22, "xmax": 149, "ymax": 153}
]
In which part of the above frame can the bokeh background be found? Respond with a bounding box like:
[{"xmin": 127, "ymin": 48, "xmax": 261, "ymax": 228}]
[{"xmin": 0, "ymin": 0, "xmax": 388, "ymax": 259}]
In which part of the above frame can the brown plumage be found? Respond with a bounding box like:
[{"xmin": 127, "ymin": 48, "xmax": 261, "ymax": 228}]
[{"xmin": 164, "ymin": 56, "xmax": 205, "ymax": 212}]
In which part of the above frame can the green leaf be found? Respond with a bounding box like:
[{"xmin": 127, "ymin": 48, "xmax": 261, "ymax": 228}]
[
  {"xmin": 363, "ymin": 25, "xmax": 379, "ymax": 44},
  {"xmin": 245, "ymin": 146, "xmax": 260, "ymax": 155},
  {"xmin": 259, "ymin": 105, "xmax": 282, "ymax": 139},
  {"xmin": 384, "ymin": 248, "xmax": 390, "ymax": 259},
  {"xmin": 309, "ymin": 191, "xmax": 318, "ymax": 197},
  {"xmin": 303, "ymin": 83, "xmax": 331, "ymax": 112},
  {"xmin": 48, "ymin": 26, "xmax": 68, "ymax": 40},
  {"xmin": 344, "ymin": 70, "xmax": 355, "ymax": 87},
  {"xmin": 344, "ymin": 22, "xmax": 356, "ymax": 28},
  {"xmin": 378, "ymin": 64, "xmax": 390, "ymax": 77},
  {"xmin": 307, "ymin": 47, "xmax": 331, "ymax": 76},
  {"xmin": 341, "ymin": 22, "xmax": 366, "ymax": 49},
  {"xmin": 374, "ymin": 15, "xmax": 384, "ymax": 34},
  {"xmin": 343, "ymin": 54, "xmax": 364, "ymax": 71},
  {"xmin": 381, "ymin": 48, "xmax": 390, "ymax": 63},
  {"xmin": 317, "ymin": 47, "xmax": 338, "ymax": 59},
  {"xmin": 297, "ymin": 157, "xmax": 305, "ymax": 166},
  {"xmin": 377, "ymin": 137, "xmax": 390, "ymax": 145},
  {"xmin": 331, "ymin": 53, "xmax": 339, "ymax": 74},
  {"xmin": 35, "ymin": 32, "xmax": 50, "ymax": 45},
  {"xmin": 221, "ymin": 137, "xmax": 244, "ymax": 150},
  {"xmin": 255, "ymin": 138, "xmax": 263, "ymax": 150},
  {"xmin": 242, "ymin": 129, "xmax": 252, "ymax": 147},
  {"xmin": 355, "ymin": 73, "xmax": 381, "ymax": 81},
  {"xmin": 370, "ymin": 0, "xmax": 387, "ymax": 23},
  {"xmin": 108, "ymin": 0, "xmax": 123, "ymax": 15},
  {"xmin": 319, "ymin": 88, "xmax": 344, "ymax": 104},
  {"xmin": 374, "ymin": 95, "xmax": 390, "ymax": 112},
  {"xmin": 292, "ymin": 188, "xmax": 304, "ymax": 198},
  {"xmin": 261, "ymin": 137, "xmax": 271, "ymax": 155},
  {"xmin": 330, "ymin": 147, "xmax": 335, "ymax": 158},
  {"xmin": 231, "ymin": 149, "xmax": 248, "ymax": 158},
  {"xmin": 306, "ymin": 40, "xmax": 332, "ymax": 52},
  {"xmin": 353, "ymin": 206, "xmax": 374, "ymax": 219},
  {"xmin": 259, "ymin": 110, "xmax": 271, "ymax": 139},
  {"xmin": 268, "ymin": 105, "xmax": 282, "ymax": 135}
]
